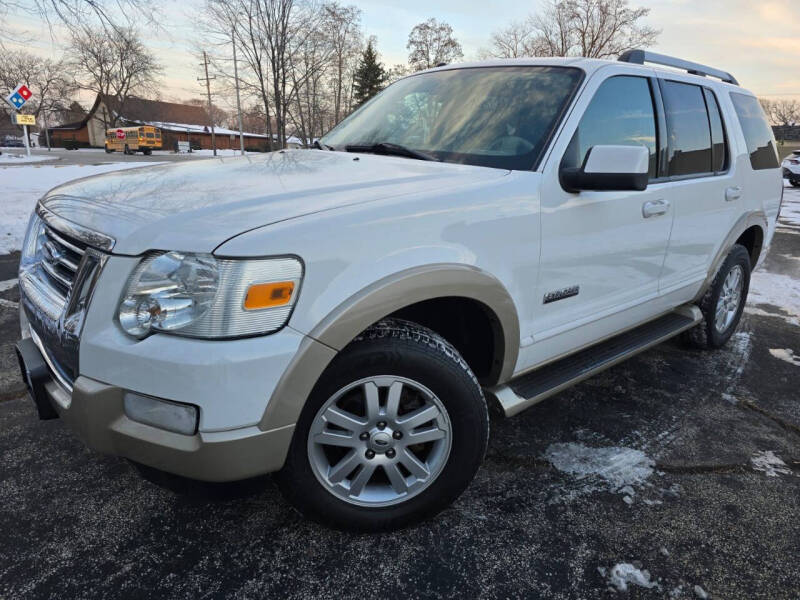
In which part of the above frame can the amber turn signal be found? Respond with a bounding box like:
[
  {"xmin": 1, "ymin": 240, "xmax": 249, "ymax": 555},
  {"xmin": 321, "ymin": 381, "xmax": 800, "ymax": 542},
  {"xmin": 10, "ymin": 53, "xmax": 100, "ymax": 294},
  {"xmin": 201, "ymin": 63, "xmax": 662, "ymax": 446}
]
[{"xmin": 244, "ymin": 281, "xmax": 295, "ymax": 310}]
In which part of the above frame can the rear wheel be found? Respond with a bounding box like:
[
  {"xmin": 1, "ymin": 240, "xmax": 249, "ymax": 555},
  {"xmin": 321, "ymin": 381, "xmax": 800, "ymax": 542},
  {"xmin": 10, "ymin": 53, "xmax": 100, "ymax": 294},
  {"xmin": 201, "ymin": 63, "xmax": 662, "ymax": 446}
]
[
  {"xmin": 683, "ymin": 244, "xmax": 751, "ymax": 349},
  {"xmin": 276, "ymin": 319, "xmax": 488, "ymax": 531}
]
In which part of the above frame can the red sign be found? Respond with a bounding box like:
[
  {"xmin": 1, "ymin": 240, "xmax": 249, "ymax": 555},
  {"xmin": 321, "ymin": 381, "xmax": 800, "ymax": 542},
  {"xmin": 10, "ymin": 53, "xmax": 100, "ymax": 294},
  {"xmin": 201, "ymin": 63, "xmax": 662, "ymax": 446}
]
[
  {"xmin": 17, "ymin": 85, "xmax": 32, "ymax": 100},
  {"xmin": 115, "ymin": 129, "xmax": 125, "ymax": 140}
]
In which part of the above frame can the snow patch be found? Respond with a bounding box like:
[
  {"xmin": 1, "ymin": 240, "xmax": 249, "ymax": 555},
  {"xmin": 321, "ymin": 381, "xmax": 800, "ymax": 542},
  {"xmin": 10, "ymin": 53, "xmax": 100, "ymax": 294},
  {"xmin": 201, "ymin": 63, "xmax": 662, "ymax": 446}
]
[
  {"xmin": 751, "ymin": 450, "xmax": 791, "ymax": 477},
  {"xmin": 768, "ymin": 348, "xmax": 800, "ymax": 366},
  {"xmin": 0, "ymin": 278, "xmax": 18, "ymax": 292},
  {"xmin": 746, "ymin": 271, "xmax": 800, "ymax": 327},
  {"xmin": 694, "ymin": 585, "xmax": 710, "ymax": 599},
  {"xmin": 599, "ymin": 563, "xmax": 660, "ymax": 592},
  {"xmin": 0, "ymin": 162, "xmax": 162, "ymax": 254},
  {"xmin": 778, "ymin": 185, "xmax": 800, "ymax": 231},
  {"xmin": 0, "ymin": 153, "xmax": 57, "ymax": 164},
  {"xmin": 545, "ymin": 442, "xmax": 655, "ymax": 502}
]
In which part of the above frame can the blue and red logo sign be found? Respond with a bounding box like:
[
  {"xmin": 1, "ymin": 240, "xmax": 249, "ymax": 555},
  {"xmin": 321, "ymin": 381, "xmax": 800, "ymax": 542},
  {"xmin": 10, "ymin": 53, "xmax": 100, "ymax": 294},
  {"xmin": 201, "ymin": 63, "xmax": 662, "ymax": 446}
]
[{"xmin": 5, "ymin": 84, "xmax": 33, "ymax": 110}]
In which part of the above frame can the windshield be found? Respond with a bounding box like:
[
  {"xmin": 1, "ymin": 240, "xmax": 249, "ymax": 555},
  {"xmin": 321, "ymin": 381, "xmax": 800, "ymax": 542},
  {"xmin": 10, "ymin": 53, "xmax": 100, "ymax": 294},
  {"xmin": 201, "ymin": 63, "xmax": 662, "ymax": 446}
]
[{"xmin": 322, "ymin": 66, "xmax": 583, "ymax": 170}]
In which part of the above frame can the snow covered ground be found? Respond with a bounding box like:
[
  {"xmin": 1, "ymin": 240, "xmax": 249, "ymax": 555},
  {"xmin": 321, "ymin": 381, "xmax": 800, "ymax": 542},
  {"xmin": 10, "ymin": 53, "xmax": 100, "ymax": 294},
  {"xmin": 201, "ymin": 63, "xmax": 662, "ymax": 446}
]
[
  {"xmin": 0, "ymin": 152, "xmax": 58, "ymax": 164},
  {"xmin": 0, "ymin": 162, "xmax": 161, "ymax": 254}
]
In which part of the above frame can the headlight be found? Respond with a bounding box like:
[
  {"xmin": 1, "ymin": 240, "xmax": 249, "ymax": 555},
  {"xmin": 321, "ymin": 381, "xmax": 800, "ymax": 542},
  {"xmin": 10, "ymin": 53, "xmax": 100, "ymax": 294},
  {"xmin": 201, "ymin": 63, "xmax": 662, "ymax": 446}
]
[
  {"xmin": 118, "ymin": 252, "xmax": 302, "ymax": 339},
  {"xmin": 21, "ymin": 213, "xmax": 46, "ymax": 267}
]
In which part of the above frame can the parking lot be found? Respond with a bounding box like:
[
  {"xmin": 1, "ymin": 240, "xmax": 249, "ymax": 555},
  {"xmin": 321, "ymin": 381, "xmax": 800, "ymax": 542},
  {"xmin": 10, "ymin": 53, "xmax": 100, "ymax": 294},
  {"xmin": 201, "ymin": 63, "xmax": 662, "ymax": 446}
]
[{"xmin": 0, "ymin": 165, "xmax": 797, "ymax": 598}]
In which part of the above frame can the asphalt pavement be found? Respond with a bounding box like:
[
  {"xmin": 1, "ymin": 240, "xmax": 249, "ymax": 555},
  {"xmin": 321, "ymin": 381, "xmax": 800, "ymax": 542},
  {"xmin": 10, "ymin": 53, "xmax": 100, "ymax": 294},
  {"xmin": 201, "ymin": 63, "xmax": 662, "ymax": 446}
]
[{"xmin": 0, "ymin": 183, "xmax": 798, "ymax": 599}]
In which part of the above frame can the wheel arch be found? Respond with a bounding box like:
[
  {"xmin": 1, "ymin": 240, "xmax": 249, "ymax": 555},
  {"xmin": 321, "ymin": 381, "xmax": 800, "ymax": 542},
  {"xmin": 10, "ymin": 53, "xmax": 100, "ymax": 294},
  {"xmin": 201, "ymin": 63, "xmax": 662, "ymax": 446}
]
[
  {"xmin": 694, "ymin": 211, "xmax": 767, "ymax": 303},
  {"xmin": 259, "ymin": 264, "xmax": 520, "ymax": 433}
]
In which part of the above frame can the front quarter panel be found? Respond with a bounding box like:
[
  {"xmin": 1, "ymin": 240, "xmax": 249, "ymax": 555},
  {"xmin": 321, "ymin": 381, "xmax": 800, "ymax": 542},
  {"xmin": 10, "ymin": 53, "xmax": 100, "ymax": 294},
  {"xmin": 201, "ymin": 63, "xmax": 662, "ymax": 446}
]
[{"xmin": 216, "ymin": 169, "xmax": 543, "ymax": 380}]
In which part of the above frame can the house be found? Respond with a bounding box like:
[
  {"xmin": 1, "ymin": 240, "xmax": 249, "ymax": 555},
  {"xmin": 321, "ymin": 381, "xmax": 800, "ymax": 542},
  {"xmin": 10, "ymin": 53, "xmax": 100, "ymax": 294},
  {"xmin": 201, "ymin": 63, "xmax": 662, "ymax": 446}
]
[{"xmin": 46, "ymin": 95, "xmax": 302, "ymax": 150}]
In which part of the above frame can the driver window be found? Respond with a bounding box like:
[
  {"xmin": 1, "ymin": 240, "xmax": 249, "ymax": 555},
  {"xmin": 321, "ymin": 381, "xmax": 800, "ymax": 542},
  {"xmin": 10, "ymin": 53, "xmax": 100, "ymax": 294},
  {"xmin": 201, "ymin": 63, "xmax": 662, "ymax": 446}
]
[{"xmin": 562, "ymin": 75, "xmax": 657, "ymax": 179}]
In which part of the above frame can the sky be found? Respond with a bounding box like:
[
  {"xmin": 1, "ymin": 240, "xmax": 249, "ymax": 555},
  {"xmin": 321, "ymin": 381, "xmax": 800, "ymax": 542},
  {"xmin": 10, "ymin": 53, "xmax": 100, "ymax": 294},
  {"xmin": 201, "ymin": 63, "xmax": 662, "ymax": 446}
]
[{"xmin": 3, "ymin": 0, "xmax": 800, "ymax": 109}]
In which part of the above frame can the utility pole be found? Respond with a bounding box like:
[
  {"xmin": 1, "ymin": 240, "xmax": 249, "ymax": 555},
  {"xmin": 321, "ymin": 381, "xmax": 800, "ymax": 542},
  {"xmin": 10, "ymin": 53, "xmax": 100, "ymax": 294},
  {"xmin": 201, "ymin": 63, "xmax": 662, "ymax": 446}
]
[
  {"xmin": 198, "ymin": 51, "xmax": 217, "ymax": 156},
  {"xmin": 232, "ymin": 28, "xmax": 245, "ymax": 156}
]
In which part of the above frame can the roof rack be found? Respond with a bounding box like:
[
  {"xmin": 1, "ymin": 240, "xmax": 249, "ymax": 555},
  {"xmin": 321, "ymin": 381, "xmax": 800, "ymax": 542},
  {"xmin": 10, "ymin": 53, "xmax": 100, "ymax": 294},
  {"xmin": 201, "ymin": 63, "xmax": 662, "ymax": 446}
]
[{"xmin": 618, "ymin": 49, "xmax": 739, "ymax": 86}]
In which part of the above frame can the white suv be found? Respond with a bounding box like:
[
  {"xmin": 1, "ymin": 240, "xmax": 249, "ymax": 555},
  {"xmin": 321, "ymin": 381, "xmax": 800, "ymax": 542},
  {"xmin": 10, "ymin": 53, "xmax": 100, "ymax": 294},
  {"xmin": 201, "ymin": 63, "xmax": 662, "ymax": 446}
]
[{"xmin": 16, "ymin": 51, "xmax": 783, "ymax": 530}]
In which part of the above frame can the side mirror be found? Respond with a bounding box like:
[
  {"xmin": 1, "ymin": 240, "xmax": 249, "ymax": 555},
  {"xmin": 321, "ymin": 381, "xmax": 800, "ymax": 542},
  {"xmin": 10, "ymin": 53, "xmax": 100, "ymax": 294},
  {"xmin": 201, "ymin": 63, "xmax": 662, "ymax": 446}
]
[{"xmin": 560, "ymin": 145, "xmax": 649, "ymax": 193}]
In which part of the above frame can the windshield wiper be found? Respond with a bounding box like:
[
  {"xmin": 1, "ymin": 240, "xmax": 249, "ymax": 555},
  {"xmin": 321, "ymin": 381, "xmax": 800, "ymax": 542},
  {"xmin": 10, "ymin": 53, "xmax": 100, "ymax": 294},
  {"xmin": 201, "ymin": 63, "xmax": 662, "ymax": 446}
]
[
  {"xmin": 345, "ymin": 142, "xmax": 439, "ymax": 162},
  {"xmin": 313, "ymin": 139, "xmax": 335, "ymax": 151}
]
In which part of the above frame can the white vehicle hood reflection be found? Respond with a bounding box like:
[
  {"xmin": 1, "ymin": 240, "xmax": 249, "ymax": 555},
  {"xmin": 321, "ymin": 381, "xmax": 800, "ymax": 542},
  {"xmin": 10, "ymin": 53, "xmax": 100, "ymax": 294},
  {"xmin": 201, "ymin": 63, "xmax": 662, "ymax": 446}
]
[{"xmin": 39, "ymin": 149, "xmax": 509, "ymax": 255}]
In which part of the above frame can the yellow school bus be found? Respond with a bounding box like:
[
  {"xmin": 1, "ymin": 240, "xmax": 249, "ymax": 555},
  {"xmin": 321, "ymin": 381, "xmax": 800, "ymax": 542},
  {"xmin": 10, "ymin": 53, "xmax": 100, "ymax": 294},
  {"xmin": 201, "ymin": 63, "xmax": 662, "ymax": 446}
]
[{"xmin": 105, "ymin": 126, "xmax": 162, "ymax": 155}]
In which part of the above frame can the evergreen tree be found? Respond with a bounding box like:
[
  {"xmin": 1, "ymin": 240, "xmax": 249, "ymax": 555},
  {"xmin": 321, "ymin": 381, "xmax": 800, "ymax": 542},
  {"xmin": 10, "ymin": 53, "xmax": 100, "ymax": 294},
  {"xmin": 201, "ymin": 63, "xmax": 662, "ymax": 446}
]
[{"xmin": 353, "ymin": 40, "xmax": 388, "ymax": 107}]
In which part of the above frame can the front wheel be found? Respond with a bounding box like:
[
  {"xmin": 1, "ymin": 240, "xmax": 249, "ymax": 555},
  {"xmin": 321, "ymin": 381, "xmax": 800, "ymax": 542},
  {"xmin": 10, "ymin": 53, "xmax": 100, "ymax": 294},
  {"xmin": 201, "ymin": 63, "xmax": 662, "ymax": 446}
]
[
  {"xmin": 683, "ymin": 244, "xmax": 751, "ymax": 349},
  {"xmin": 276, "ymin": 319, "xmax": 488, "ymax": 531},
  {"xmin": 790, "ymin": 178, "xmax": 800, "ymax": 188}
]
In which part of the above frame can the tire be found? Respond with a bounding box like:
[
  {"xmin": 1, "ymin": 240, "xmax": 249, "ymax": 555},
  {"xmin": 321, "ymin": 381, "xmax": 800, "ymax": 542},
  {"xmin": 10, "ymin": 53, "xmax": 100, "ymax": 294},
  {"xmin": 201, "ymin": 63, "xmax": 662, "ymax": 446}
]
[
  {"xmin": 276, "ymin": 318, "xmax": 489, "ymax": 531},
  {"xmin": 143, "ymin": 148, "xmax": 152, "ymax": 156},
  {"xmin": 105, "ymin": 147, "xmax": 112, "ymax": 154},
  {"xmin": 683, "ymin": 244, "xmax": 751, "ymax": 349},
  {"xmin": 790, "ymin": 179, "xmax": 800, "ymax": 188}
]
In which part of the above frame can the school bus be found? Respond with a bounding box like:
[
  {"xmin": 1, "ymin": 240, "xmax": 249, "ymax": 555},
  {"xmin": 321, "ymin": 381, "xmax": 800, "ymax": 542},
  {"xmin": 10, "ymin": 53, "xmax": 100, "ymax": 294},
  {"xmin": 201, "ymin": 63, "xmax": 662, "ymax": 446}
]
[{"xmin": 105, "ymin": 125, "xmax": 162, "ymax": 155}]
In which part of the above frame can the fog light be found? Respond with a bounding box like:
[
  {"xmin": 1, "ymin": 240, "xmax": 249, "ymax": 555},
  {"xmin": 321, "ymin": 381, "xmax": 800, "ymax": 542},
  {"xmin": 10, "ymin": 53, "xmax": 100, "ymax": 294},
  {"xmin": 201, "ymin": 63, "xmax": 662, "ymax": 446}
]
[{"xmin": 123, "ymin": 392, "xmax": 199, "ymax": 435}]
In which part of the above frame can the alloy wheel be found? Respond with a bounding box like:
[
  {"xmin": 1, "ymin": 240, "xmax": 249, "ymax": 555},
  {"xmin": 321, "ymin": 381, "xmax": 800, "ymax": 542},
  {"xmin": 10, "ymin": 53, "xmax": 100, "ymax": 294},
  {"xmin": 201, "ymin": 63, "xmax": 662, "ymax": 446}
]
[{"xmin": 307, "ymin": 375, "xmax": 452, "ymax": 507}]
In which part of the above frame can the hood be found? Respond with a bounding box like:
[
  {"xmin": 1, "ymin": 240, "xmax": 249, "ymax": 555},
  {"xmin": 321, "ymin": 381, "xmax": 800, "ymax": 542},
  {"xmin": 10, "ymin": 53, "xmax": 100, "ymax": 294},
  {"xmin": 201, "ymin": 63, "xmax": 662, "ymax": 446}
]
[{"xmin": 40, "ymin": 150, "xmax": 509, "ymax": 255}]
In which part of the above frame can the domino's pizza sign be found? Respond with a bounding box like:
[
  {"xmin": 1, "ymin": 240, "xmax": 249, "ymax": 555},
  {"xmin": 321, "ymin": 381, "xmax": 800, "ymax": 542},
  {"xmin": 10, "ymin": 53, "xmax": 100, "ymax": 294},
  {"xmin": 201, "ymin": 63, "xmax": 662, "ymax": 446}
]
[{"xmin": 5, "ymin": 84, "xmax": 33, "ymax": 110}]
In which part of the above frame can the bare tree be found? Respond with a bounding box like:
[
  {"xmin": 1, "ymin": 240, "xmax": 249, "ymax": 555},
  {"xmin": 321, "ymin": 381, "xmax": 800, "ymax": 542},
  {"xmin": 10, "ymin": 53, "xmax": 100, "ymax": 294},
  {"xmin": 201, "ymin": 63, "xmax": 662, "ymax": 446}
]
[
  {"xmin": 760, "ymin": 98, "xmax": 799, "ymax": 126},
  {"xmin": 69, "ymin": 25, "xmax": 162, "ymax": 127},
  {"xmin": 484, "ymin": 20, "xmax": 538, "ymax": 59},
  {"xmin": 323, "ymin": 2, "xmax": 361, "ymax": 123},
  {"xmin": 486, "ymin": 0, "xmax": 658, "ymax": 60},
  {"xmin": 0, "ymin": 50, "xmax": 77, "ymax": 119},
  {"xmin": 0, "ymin": 0, "xmax": 159, "ymax": 38},
  {"xmin": 406, "ymin": 18, "xmax": 463, "ymax": 71}
]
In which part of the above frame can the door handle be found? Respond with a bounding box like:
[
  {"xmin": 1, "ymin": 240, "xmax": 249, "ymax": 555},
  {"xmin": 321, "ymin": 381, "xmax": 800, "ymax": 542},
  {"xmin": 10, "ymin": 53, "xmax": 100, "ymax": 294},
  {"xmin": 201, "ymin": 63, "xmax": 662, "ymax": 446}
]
[
  {"xmin": 642, "ymin": 199, "xmax": 670, "ymax": 218},
  {"xmin": 725, "ymin": 186, "xmax": 742, "ymax": 202}
]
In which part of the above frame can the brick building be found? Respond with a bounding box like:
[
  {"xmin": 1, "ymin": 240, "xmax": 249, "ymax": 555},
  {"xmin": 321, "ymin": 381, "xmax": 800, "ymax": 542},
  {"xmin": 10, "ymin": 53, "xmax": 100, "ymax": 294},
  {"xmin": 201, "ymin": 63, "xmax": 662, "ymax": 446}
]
[{"xmin": 46, "ymin": 95, "xmax": 301, "ymax": 151}]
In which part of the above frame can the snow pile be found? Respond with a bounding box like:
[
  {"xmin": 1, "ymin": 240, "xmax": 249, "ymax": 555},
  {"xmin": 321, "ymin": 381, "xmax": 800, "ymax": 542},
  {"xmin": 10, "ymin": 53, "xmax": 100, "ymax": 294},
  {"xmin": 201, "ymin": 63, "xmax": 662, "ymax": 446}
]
[
  {"xmin": 599, "ymin": 563, "xmax": 660, "ymax": 592},
  {"xmin": 0, "ymin": 162, "xmax": 161, "ymax": 254},
  {"xmin": 746, "ymin": 271, "xmax": 800, "ymax": 327},
  {"xmin": 768, "ymin": 348, "xmax": 800, "ymax": 366},
  {"xmin": 751, "ymin": 450, "xmax": 791, "ymax": 477},
  {"xmin": 545, "ymin": 442, "xmax": 655, "ymax": 502}
]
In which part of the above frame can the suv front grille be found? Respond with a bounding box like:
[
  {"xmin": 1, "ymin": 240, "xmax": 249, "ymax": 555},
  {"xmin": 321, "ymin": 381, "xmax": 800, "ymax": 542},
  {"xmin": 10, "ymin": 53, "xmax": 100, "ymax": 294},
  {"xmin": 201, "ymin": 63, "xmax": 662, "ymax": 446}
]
[
  {"xmin": 19, "ymin": 209, "xmax": 111, "ymax": 390},
  {"xmin": 40, "ymin": 225, "xmax": 87, "ymax": 302}
]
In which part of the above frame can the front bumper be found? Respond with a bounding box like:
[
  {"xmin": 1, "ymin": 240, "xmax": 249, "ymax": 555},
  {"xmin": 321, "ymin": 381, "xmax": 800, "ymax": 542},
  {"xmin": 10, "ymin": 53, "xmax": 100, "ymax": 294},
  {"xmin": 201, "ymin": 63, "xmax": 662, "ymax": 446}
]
[
  {"xmin": 783, "ymin": 166, "xmax": 800, "ymax": 179},
  {"xmin": 15, "ymin": 336, "xmax": 295, "ymax": 482}
]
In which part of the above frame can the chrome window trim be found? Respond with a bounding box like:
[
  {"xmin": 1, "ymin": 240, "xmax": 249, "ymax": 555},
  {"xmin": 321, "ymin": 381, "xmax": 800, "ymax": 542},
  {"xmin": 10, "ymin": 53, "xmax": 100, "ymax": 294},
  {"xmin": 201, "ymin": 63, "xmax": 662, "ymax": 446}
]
[{"xmin": 36, "ymin": 202, "xmax": 116, "ymax": 252}]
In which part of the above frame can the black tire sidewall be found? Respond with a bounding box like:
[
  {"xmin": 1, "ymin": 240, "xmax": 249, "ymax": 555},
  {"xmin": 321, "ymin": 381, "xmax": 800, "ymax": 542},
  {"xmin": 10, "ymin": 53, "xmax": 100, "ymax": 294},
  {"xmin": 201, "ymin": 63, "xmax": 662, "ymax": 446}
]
[
  {"xmin": 278, "ymin": 325, "xmax": 488, "ymax": 531},
  {"xmin": 704, "ymin": 245, "xmax": 751, "ymax": 347}
]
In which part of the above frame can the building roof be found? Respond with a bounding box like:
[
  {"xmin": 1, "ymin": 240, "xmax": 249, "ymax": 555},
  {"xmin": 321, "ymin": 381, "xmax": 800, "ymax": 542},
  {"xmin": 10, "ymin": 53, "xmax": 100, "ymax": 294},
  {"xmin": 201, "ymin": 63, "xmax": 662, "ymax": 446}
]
[{"xmin": 118, "ymin": 97, "xmax": 209, "ymax": 125}]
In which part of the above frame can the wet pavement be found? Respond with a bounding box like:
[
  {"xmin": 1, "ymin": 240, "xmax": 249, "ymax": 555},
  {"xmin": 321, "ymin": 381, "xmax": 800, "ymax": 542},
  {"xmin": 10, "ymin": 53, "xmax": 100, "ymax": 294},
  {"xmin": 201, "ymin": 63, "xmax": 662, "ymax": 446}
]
[{"xmin": 0, "ymin": 189, "xmax": 798, "ymax": 599}]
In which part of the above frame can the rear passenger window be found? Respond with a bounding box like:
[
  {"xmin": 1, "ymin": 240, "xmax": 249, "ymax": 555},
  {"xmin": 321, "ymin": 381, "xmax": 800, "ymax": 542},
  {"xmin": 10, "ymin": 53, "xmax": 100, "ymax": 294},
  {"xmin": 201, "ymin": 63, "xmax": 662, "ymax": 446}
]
[
  {"xmin": 730, "ymin": 93, "xmax": 779, "ymax": 170},
  {"xmin": 703, "ymin": 89, "xmax": 727, "ymax": 172},
  {"xmin": 661, "ymin": 81, "xmax": 712, "ymax": 176},
  {"xmin": 562, "ymin": 75, "xmax": 657, "ymax": 179}
]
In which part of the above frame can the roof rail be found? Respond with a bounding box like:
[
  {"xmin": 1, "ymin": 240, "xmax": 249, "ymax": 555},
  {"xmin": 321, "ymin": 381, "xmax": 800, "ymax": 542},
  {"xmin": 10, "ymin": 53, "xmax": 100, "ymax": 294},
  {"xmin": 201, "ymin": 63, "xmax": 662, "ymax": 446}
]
[{"xmin": 618, "ymin": 49, "xmax": 739, "ymax": 86}]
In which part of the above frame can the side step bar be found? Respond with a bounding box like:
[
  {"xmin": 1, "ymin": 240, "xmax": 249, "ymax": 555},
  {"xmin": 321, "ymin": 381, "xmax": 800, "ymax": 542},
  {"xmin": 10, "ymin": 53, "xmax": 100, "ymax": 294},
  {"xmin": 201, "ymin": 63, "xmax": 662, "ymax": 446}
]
[{"xmin": 489, "ymin": 305, "xmax": 702, "ymax": 417}]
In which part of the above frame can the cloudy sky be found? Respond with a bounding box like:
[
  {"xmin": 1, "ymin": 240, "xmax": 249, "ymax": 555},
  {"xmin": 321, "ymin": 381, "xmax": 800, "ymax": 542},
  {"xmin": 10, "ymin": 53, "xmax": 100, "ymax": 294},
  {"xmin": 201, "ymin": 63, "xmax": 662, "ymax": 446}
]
[{"xmin": 4, "ymin": 0, "xmax": 799, "ymax": 107}]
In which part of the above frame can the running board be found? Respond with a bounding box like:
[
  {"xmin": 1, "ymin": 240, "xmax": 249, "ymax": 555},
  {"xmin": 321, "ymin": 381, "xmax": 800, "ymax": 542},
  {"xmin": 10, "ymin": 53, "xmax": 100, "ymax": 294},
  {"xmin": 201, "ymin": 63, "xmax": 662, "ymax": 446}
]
[{"xmin": 489, "ymin": 305, "xmax": 702, "ymax": 417}]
